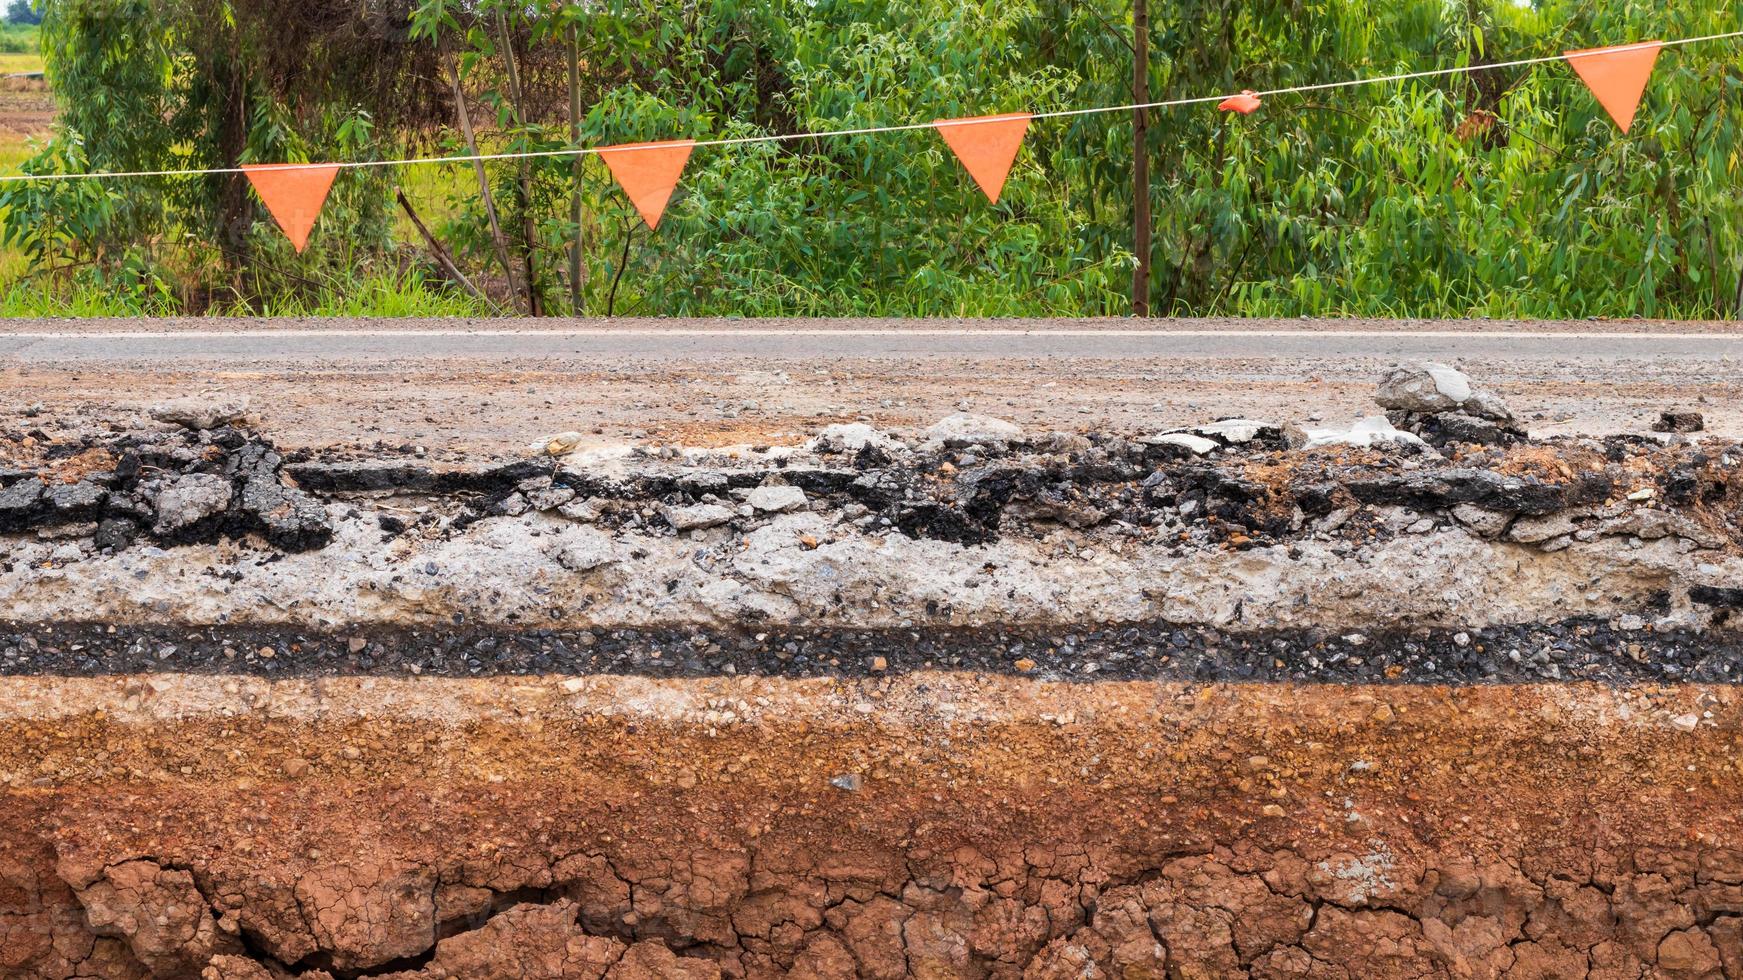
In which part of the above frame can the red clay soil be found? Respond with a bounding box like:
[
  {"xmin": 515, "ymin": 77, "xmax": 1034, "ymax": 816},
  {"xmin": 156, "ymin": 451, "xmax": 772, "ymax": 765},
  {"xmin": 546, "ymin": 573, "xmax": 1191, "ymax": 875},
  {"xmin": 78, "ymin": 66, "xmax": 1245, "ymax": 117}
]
[{"xmin": 3, "ymin": 675, "xmax": 1743, "ymax": 978}]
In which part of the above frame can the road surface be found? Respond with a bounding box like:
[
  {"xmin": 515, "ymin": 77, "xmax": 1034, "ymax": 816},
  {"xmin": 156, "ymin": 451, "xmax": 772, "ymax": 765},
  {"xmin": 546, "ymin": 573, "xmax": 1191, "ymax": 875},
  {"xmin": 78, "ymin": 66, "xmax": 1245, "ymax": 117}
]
[{"xmin": 0, "ymin": 318, "xmax": 1736, "ymax": 455}]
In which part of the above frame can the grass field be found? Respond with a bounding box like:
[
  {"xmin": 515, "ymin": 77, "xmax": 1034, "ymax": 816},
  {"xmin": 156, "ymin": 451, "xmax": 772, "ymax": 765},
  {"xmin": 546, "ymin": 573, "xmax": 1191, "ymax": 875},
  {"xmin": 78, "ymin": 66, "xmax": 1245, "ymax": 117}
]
[{"xmin": 0, "ymin": 19, "xmax": 38, "ymax": 70}]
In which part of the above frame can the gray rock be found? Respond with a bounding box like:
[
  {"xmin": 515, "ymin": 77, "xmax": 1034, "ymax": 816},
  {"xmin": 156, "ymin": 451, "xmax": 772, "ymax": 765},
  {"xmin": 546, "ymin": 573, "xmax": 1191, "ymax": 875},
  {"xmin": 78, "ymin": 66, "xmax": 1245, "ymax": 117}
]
[
  {"xmin": 1302, "ymin": 416, "xmax": 1430, "ymax": 451},
  {"xmin": 925, "ymin": 413, "xmax": 1023, "ymax": 447},
  {"xmin": 151, "ymin": 474, "xmax": 233, "ymax": 534},
  {"xmin": 45, "ymin": 481, "xmax": 106, "ymax": 514},
  {"xmin": 812, "ymin": 423, "xmax": 897, "ymax": 453},
  {"xmin": 149, "ymin": 395, "xmax": 251, "ymax": 430},
  {"xmin": 747, "ymin": 485, "xmax": 807, "ymax": 513},
  {"xmin": 1507, "ymin": 512, "xmax": 1580, "ymax": 544},
  {"xmin": 1600, "ymin": 509, "xmax": 1724, "ymax": 549},
  {"xmin": 1145, "ymin": 432, "xmax": 1219, "ymax": 455},
  {"xmin": 1451, "ymin": 504, "xmax": 1513, "ymax": 538},
  {"xmin": 492, "ymin": 492, "xmax": 531, "ymax": 517},
  {"xmin": 1464, "ymin": 390, "xmax": 1515, "ymax": 423},
  {"xmin": 528, "ymin": 484, "xmax": 577, "ymax": 511},
  {"xmin": 1375, "ymin": 363, "xmax": 1512, "ymax": 421},
  {"xmin": 1375, "ymin": 362, "xmax": 1471, "ymax": 412},
  {"xmin": 829, "ymin": 773, "xmax": 863, "ymax": 792},
  {"xmin": 552, "ymin": 529, "xmax": 614, "ymax": 572},
  {"xmin": 665, "ymin": 503, "xmax": 735, "ymax": 531},
  {"xmin": 558, "ymin": 498, "xmax": 604, "ymax": 523}
]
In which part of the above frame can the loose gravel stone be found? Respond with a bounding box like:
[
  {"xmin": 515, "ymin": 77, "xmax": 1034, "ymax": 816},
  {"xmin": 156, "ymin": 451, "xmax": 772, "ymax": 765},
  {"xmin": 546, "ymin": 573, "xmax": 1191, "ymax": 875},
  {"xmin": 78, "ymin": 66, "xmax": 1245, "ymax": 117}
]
[
  {"xmin": 149, "ymin": 395, "xmax": 251, "ymax": 430},
  {"xmin": 747, "ymin": 485, "xmax": 807, "ymax": 513},
  {"xmin": 150, "ymin": 475, "xmax": 233, "ymax": 535},
  {"xmin": 925, "ymin": 412, "xmax": 1023, "ymax": 446}
]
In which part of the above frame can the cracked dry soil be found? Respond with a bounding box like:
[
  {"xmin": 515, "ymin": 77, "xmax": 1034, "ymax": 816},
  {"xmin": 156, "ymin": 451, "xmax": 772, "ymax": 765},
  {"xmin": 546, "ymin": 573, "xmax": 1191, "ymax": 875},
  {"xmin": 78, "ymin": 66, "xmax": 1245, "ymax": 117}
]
[
  {"xmin": 4, "ymin": 406, "xmax": 1743, "ymax": 978},
  {"xmin": 6, "ymin": 678, "xmax": 1743, "ymax": 979}
]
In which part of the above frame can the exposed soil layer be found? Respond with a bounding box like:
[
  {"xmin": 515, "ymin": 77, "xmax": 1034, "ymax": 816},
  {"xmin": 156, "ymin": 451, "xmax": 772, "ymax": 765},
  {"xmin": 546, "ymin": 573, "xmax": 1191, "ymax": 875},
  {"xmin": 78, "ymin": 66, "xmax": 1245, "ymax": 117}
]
[
  {"xmin": 4, "ymin": 675, "xmax": 1743, "ymax": 979},
  {"xmin": 5, "ymin": 383, "xmax": 1743, "ymax": 977},
  {"xmin": 4, "ymin": 618, "xmax": 1743, "ymax": 684}
]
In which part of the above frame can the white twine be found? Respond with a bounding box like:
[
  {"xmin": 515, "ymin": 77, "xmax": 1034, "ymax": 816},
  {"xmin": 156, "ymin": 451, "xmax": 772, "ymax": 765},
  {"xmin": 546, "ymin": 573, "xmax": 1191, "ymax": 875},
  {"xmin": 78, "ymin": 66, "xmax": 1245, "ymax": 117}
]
[{"xmin": 0, "ymin": 32, "xmax": 1734, "ymax": 184}]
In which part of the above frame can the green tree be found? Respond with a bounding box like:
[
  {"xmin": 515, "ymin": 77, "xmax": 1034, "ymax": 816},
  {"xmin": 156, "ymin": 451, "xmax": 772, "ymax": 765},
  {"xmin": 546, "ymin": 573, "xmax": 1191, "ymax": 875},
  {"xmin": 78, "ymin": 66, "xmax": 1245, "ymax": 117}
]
[
  {"xmin": 2, "ymin": 0, "xmax": 444, "ymax": 306},
  {"xmin": 7, "ymin": 0, "xmax": 1743, "ymax": 318},
  {"xmin": 5, "ymin": 1, "xmax": 42, "ymax": 26}
]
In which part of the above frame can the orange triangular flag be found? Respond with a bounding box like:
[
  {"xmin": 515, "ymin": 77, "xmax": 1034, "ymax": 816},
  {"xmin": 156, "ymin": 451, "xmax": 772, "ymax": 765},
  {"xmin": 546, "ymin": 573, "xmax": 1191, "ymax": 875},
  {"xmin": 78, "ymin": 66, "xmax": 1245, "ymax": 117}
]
[
  {"xmin": 597, "ymin": 140, "xmax": 696, "ymax": 230},
  {"xmin": 933, "ymin": 113, "xmax": 1032, "ymax": 204},
  {"xmin": 1218, "ymin": 90, "xmax": 1263, "ymax": 115},
  {"xmin": 1565, "ymin": 41, "xmax": 1662, "ymax": 134},
  {"xmin": 242, "ymin": 163, "xmax": 340, "ymax": 253}
]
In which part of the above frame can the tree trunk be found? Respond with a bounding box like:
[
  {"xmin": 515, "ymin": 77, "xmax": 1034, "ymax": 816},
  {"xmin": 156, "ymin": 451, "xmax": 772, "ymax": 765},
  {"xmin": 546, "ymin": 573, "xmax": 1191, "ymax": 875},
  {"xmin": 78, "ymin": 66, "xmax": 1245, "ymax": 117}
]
[
  {"xmin": 211, "ymin": 29, "xmax": 252, "ymax": 298},
  {"xmin": 568, "ymin": 24, "xmax": 587, "ymax": 315},
  {"xmin": 1131, "ymin": 0, "xmax": 1151, "ymax": 317},
  {"xmin": 396, "ymin": 188, "xmax": 490, "ymax": 308},
  {"xmin": 448, "ymin": 60, "xmax": 519, "ymax": 312},
  {"xmin": 495, "ymin": 10, "xmax": 543, "ymax": 316}
]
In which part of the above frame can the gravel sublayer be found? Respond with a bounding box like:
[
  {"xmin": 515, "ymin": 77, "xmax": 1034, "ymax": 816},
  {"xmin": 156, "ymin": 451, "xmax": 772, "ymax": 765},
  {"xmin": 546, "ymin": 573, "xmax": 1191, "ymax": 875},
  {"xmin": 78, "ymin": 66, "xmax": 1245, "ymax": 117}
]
[{"xmin": 5, "ymin": 615, "xmax": 1742, "ymax": 683}]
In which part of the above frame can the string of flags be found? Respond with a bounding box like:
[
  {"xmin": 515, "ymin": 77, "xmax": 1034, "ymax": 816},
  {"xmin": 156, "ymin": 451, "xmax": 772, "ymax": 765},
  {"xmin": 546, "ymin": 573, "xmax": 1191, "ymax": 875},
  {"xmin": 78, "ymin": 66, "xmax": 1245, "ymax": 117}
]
[{"xmin": 1, "ymin": 34, "xmax": 1726, "ymax": 252}]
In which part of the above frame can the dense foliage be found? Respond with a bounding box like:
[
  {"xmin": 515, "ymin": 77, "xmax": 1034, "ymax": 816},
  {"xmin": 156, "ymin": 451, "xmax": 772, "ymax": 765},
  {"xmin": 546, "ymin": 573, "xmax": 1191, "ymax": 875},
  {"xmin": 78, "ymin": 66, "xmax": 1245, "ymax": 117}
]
[
  {"xmin": 0, "ymin": 18, "xmax": 36, "ymax": 51},
  {"xmin": 0, "ymin": 0, "xmax": 444, "ymax": 309},
  {"xmin": 4, "ymin": 0, "xmax": 1741, "ymax": 317}
]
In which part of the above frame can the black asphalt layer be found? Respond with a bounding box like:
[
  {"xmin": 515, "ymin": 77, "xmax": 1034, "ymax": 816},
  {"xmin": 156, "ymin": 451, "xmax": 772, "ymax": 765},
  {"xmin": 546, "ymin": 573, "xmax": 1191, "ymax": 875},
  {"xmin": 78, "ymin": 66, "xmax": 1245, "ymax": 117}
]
[{"xmin": 3, "ymin": 616, "xmax": 1740, "ymax": 684}]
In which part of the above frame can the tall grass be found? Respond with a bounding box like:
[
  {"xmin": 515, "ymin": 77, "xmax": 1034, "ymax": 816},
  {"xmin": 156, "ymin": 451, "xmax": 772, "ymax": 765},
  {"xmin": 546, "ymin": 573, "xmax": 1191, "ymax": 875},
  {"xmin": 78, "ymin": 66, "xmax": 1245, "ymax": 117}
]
[{"xmin": 0, "ymin": 268, "xmax": 487, "ymax": 317}]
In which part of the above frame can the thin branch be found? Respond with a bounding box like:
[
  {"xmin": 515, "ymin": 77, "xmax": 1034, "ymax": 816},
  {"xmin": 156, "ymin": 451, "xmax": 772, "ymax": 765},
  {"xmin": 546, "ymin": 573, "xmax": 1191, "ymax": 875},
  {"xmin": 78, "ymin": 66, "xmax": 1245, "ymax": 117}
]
[
  {"xmin": 395, "ymin": 187, "xmax": 499, "ymax": 312},
  {"xmin": 607, "ymin": 217, "xmax": 636, "ymax": 317},
  {"xmin": 447, "ymin": 58, "xmax": 520, "ymax": 310}
]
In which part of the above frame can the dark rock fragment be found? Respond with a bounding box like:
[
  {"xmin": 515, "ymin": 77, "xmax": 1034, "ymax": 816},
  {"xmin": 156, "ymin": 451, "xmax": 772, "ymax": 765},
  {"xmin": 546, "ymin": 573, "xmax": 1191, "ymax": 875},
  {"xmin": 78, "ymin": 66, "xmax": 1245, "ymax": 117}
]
[
  {"xmin": 1344, "ymin": 468, "xmax": 1609, "ymax": 516},
  {"xmin": 1653, "ymin": 411, "xmax": 1705, "ymax": 433},
  {"xmin": 1391, "ymin": 411, "xmax": 1528, "ymax": 448},
  {"xmin": 95, "ymin": 518, "xmax": 137, "ymax": 552},
  {"xmin": 44, "ymin": 481, "xmax": 107, "ymax": 518},
  {"xmin": 1691, "ymin": 586, "xmax": 1743, "ymax": 608},
  {"xmin": 0, "ymin": 478, "xmax": 45, "ymax": 530},
  {"xmin": 233, "ymin": 444, "xmax": 333, "ymax": 550}
]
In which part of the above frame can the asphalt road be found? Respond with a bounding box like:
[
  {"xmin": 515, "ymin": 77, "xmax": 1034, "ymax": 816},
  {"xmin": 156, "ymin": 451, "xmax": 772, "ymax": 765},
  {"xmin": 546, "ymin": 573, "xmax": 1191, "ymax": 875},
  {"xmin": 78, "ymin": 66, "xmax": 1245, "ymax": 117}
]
[{"xmin": 0, "ymin": 319, "xmax": 1740, "ymax": 363}]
